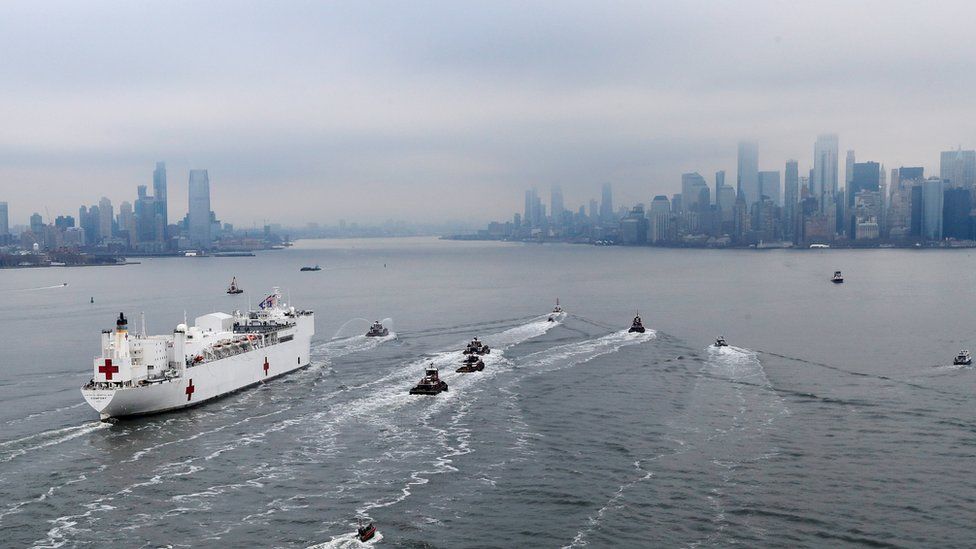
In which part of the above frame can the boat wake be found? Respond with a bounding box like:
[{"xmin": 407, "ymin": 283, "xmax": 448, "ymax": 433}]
[
  {"xmin": 0, "ymin": 422, "xmax": 110, "ymax": 465},
  {"xmin": 308, "ymin": 530, "xmax": 383, "ymax": 548},
  {"xmin": 313, "ymin": 332, "xmax": 397, "ymax": 361},
  {"xmin": 515, "ymin": 329, "xmax": 656, "ymax": 377}
]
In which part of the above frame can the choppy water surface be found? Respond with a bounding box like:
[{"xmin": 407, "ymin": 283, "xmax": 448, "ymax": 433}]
[{"xmin": 1, "ymin": 238, "xmax": 975, "ymax": 547}]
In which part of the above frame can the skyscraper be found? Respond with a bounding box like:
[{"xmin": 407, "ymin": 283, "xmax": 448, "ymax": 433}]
[
  {"xmin": 600, "ymin": 183, "xmax": 613, "ymax": 223},
  {"xmin": 813, "ymin": 134, "xmax": 839, "ymax": 211},
  {"xmin": 850, "ymin": 162, "xmax": 880, "ymax": 205},
  {"xmin": 550, "ymin": 184, "xmax": 565, "ymax": 223},
  {"xmin": 714, "ymin": 170, "xmax": 725, "ymax": 205},
  {"xmin": 118, "ymin": 201, "xmax": 134, "ymax": 244},
  {"xmin": 649, "ymin": 195, "xmax": 671, "ymax": 243},
  {"xmin": 942, "ymin": 187, "xmax": 972, "ymax": 240},
  {"xmin": 188, "ymin": 169, "xmax": 212, "ymax": 249},
  {"xmin": 845, "ymin": 150, "xmax": 855, "ymax": 189},
  {"xmin": 524, "ymin": 190, "xmax": 536, "ymax": 227},
  {"xmin": 758, "ymin": 171, "xmax": 781, "ymax": 205},
  {"xmin": 681, "ymin": 172, "xmax": 709, "ymax": 212},
  {"xmin": 922, "ymin": 178, "xmax": 944, "ymax": 240},
  {"xmin": 737, "ymin": 141, "xmax": 759, "ymax": 206},
  {"xmin": 30, "ymin": 212, "xmax": 43, "ymax": 235},
  {"xmin": 784, "ymin": 161, "xmax": 799, "ymax": 242},
  {"xmin": 0, "ymin": 202, "xmax": 8, "ymax": 236},
  {"xmin": 153, "ymin": 161, "xmax": 168, "ymax": 235},
  {"xmin": 940, "ymin": 149, "xmax": 976, "ymax": 188},
  {"xmin": 98, "ymin": 197, "xmax": 113, "ymax": 241},
  {"xmin": 588, "ymin": 199, "xmax": 598, "ymax": 220}
]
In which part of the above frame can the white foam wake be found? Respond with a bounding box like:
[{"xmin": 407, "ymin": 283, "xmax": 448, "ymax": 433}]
[
  {"xmin": 308, "ymin": 530, "xmax": 383, "ymax": 548},
  {"xmin": 0, "ymin": 422, "xmax": 110, "ymax": 464}
]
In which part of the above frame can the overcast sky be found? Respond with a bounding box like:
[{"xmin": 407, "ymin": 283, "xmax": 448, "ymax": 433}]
[{"xmin": 2, "ymin": 0, "xmax": 975, "ymax": 226}]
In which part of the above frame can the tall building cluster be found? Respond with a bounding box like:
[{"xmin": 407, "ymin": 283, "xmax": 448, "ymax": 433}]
[
  {"xmin": 479, "ymin": 138, "xmax": 976, "ymax": 247},
  {"xmin": 3, "ymin": 163, "xmax": 229, "ymax": 253}
]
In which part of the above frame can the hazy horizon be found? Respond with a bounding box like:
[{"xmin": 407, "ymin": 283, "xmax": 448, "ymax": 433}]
[{"xmin": 2, "ymin": 0, "xmax": 975, "ymax": 226}]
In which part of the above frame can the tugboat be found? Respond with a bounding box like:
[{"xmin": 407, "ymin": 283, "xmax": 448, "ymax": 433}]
[
  {"xmin": 714, "ymin": 335, "xmax": 728, "ymax": 347},
  {"xmin": 300, "ymin": 265, "xmax": 322, "ymax": 272},
  {"xmin": 456, "ymin": 355, "xmax": 485, "ymax": 373},
  {"xmin": 953, "ymin": 349, "xmax": 972, "ymax": 366},
  {"xmin": 226, "ymin": 277, "xmax": 244, "ymax": 294},
  {"xmin": 409, "ymin": 365, "xmax": 449, "ymax": 395},
  {"xmin": 549, "ymin": 298, "xmax": 563, "ymax": 322},
  {"xmin": 357, "ymin": 519, "xmax": 376, "ymax": 542},
  {"xmin": 628, "ymin": 313, "xmax": 646, "ymax": 333},
  {"xmin": 831, "ymin": 271, "xmax": 844, "ymax": 283},
  {"xmin": 365, "ymin": 320, "xmax": 389, "ymax": 337},
  {"xmin": 462, "ymin": 337, "xmax": 491, "ymax": 355}
]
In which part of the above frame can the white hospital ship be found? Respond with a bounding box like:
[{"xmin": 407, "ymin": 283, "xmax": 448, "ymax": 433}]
[{"xmin": 82, "ymin": 288, "xmax": 314, "ymax": 420}]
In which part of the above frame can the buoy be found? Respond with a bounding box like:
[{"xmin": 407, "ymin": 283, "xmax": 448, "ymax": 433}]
[{"xmin": 90, "ymin": 297, "xmax": 94, "ymax": 304}]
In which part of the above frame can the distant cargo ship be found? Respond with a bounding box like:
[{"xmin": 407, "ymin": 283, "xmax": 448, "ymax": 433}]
[{"xmin": 81, "ymin": 288, "xmax": 314, "ymax": 420}]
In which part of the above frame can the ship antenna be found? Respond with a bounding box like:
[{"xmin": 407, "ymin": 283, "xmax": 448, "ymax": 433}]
[{"xmin": 141, "ymin": 311, "xmax": 147, "ymax": 336}]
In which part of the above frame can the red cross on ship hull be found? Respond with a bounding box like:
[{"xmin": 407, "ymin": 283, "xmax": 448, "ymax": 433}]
[
  {"xmin": 98, "ymin": 359, "xmax": 119, "ymax": 380},
  {"xmin": 263, "ymin": 357, "xmax": 270, "ymax": 376},
  {"xmin": 185, "ymin": 379, "xmax": 195, "ymax": 401}
]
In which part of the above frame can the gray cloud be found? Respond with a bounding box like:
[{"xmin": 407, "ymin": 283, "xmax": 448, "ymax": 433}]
[{"xmin": 1, "ymin": 0, "xmax": 975, "ymax": 225}]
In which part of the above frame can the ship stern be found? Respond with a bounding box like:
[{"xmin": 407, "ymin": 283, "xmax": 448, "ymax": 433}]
[{"xmin": 81, "ymin": 387, "xmax": 117, "ymax": 420}]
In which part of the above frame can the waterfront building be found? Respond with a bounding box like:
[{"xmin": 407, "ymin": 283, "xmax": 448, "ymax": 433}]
[
  {"xmin": 943, "ymin": 187, "xmax": 973, "ymax": 240},
  {"xmin": 619, "ymin": 205, "xmax": 648, "ymax": 245},
  {"xmin": 188, "ymin": 169, "xmax": 212, "ymax": 249}
]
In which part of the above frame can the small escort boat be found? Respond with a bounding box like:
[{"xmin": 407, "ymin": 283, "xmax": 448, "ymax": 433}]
[
  {"xmin": 953, "ymin": 349, "xmax": 972, "ymax": 366},
  {"xmin": 409, "ymin": 365, "xmax": 449, "ymax": 395},
  {"xmin": 831, "ymin": 271, "xmax": 844, "ymax": 283},
  {"xmin": 300, "ymin": 265, "xmax": 322, "ymax": 272},
  {"xmin": 714, "ymin": 336, "xmax": 728, "ymax": 347},
  {"xmin": 628, "ymin": 313, "xmax": 646, "ymax": 333},
  {"xmin": 548, "ymin": 298, "xmax": 563, "ymax": 322},
  {"xmin": 226, "ymin": 277, "xmax": 244, "ymax": 294},
  {"xmin": 462, "ymin": 337, "xmax": 491, "ymax": 355},
  {"xmin": 357, "ymin": 520, "xmax": 376, "ymax": 542},
  {"xmin": 365, "ymin": 320, "xmax": 389, "ymax": 337},
  {"xmin": 456, "ymin": 355, "xmax": 485, "ymax": 373}
]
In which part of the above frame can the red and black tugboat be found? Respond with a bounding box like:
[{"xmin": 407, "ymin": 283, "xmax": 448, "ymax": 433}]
[
  {"xmin": 462, "ymin": 337, "xmax": 491, "ymax": 355},
  {"xmin": 357, "ymin": 519, "xmax": 376, "ymax": 542},
  {"xmin": 409, "ymin": 365, "xmax": 449, "ymax": 395},
  {"xmin": 456, "ymin": 354, "xmax": 485, "ymax": 373},
  {"xmin": 628, "ymin": 313, "xmax": 646, "ymax": 333}
]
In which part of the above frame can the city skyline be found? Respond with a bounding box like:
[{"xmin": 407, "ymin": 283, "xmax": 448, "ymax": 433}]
[{"xmin": 2, "ymin": 2, "xmax": 976, "ymax": 223}]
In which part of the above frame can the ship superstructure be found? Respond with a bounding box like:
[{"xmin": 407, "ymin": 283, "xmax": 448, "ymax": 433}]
[{"xmin": 82, "ymin": 288, "xmax": 314, "ymax": 419}]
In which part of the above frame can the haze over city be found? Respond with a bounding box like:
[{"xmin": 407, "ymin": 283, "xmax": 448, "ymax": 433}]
[{"xmin": 3, "ymin": 0, "xmax": 976, "ymax": 225}]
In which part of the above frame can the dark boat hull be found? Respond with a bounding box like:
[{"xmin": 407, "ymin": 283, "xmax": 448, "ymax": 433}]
[
  {"xmin": 358, "ymin": 525, "xmax": 376, "ymax": 542},
  {"xmin": 409, "ymin": 381, "xmax": 448, "ymax": 395},
  {"xmin": 629, "ymin": 326, "xmax": 645, "ymax": 333},
  {"xmin": 227, "ymin": 290, "xmax": 243, "ymax": 294},
  {"xmin": 456, "ymin": 363, "xmax": 485, "ymax": 373},
  {"xmin": 366, "ymin": 330, "xmax": 389, "ymax": 337}
]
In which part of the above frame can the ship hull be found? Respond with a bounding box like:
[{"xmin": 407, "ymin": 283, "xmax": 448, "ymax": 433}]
[{"xmin": 82, "ymin": 333, "xmax": 311, "ymax": 420}]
